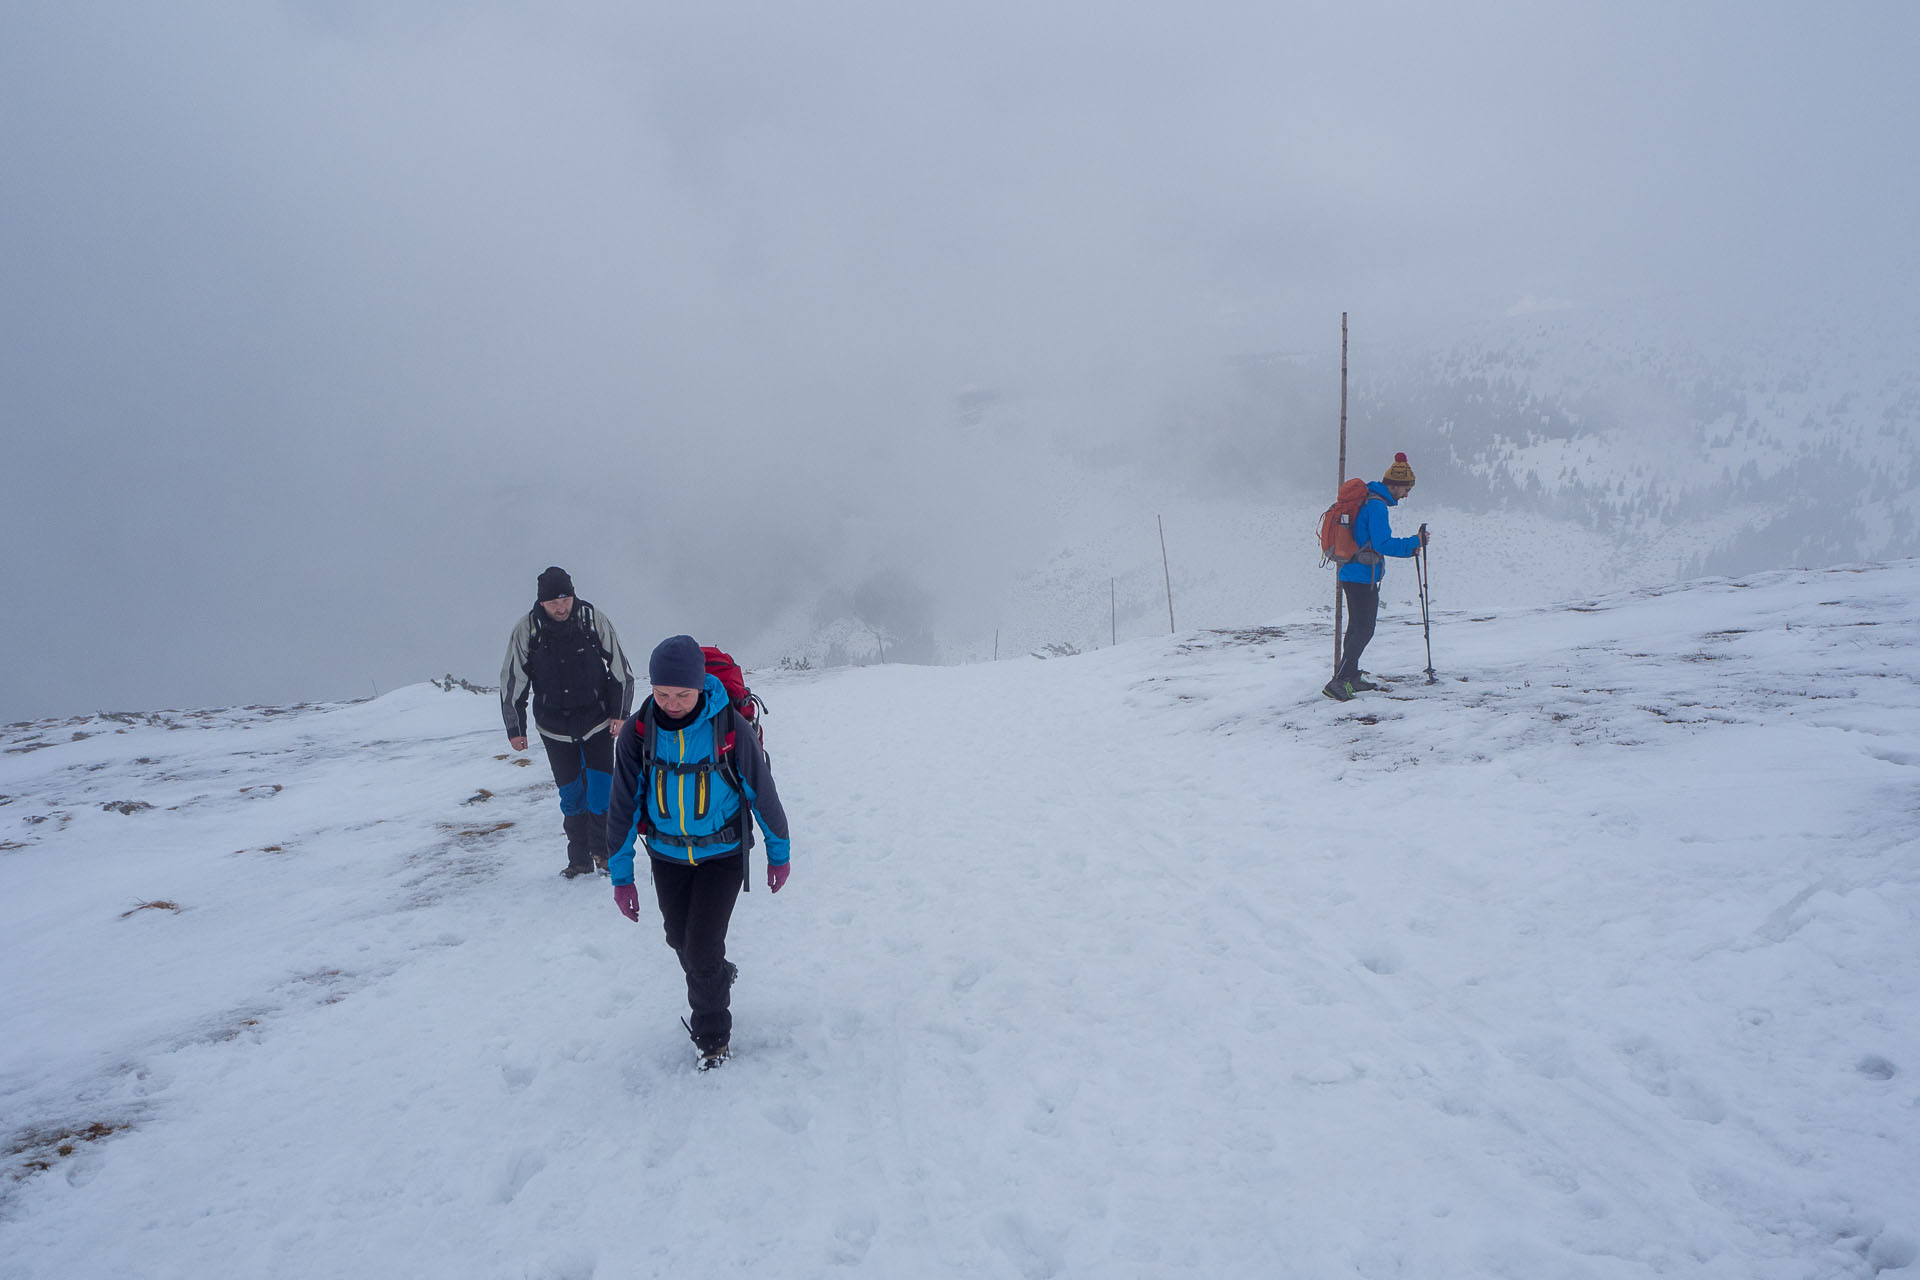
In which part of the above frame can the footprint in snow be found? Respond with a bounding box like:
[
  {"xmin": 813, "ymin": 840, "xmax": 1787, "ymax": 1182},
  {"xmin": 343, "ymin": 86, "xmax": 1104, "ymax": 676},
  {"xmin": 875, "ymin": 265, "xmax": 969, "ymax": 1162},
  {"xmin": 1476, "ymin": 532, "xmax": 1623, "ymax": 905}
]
[
  {"xmin": 494, "ymin": 1148, "xmax": 547, "ymax": 1203},
  {"xmin": 1617, "ymin": 1035, "xmax": 1728, "ymax": 1123},
  {"xmin": 1355, "ymin": 941, "xmax": 1405, "ymax": 975},
  {"xmin": 827, "ymin": 1209, "xmax": 877, "ymax": 1266},
  {"xmin": 763, "ymin": 1099, "xmax": 812, "ymax": 1135}
]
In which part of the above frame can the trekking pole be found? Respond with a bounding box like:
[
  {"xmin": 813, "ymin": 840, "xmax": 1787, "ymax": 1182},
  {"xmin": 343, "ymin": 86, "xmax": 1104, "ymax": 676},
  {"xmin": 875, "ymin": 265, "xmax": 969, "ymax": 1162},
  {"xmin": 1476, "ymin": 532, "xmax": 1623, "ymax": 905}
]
[{"xmin": 1416, "ymin": 526, "xmax": 1437, "ymax": 684}]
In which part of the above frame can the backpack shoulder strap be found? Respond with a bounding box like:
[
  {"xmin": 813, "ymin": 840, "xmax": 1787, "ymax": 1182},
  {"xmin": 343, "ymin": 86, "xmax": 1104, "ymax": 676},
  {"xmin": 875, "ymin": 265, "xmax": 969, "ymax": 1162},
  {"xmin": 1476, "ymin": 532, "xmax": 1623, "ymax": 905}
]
[
  {"xmin": 635, "ymin": 698, "xmax": 659, "ymax": 786},
  {"xmin": 718, "ymin": 705, "xmax": 757, "ymax": 871},
  {"xmin": 575, "ymin": 600, "xmax": 612, "ymax": 663},
  {"xmin": 713, "ymin": 705, "xmax": 743, "ymax": 772}
]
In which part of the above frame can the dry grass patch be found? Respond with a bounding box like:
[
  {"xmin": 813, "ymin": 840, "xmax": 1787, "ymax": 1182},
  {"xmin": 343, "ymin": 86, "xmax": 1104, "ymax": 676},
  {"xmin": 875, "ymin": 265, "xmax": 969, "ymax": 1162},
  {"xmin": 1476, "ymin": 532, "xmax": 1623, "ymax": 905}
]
[
  {"xmin": 8, "ymin": 1120, "xmax": 132, "ymax": 1177},
  {"xmin": 444, "ymin": 819, "xmax": 515, "ymax": 840}
]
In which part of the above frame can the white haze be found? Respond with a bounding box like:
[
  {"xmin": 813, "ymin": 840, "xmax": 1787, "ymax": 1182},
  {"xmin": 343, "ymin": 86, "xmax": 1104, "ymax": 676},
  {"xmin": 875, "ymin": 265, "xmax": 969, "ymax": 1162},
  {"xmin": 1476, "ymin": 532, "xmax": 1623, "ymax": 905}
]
[{"xmin": 2, "ymin": 1, "xmax": 1917, "ymax": 719}]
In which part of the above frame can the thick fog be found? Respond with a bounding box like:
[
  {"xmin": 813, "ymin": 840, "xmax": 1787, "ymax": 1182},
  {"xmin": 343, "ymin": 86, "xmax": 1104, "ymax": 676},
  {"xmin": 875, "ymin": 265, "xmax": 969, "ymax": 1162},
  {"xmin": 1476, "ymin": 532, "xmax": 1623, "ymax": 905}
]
[{"xmin": 3, "ymin": 1, "xmax": 1916, "ymax": 720}]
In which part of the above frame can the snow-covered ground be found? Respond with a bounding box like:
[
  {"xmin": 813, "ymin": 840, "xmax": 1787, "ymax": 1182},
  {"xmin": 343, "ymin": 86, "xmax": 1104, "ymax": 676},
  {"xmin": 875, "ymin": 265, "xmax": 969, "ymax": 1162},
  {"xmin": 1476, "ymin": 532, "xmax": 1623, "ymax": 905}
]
[{"xmin": 3, "ymin": 562, "xmax": 1917, "ymax": 1279}]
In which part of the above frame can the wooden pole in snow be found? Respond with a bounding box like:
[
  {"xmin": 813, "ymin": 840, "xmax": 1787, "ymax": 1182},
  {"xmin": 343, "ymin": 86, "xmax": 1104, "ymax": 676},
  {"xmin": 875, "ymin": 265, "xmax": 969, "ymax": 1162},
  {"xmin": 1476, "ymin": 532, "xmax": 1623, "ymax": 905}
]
[
  {"xmin": 1158, "ymin": 515, "xmax": 1175, "ymax": 634},
  {"xmin": 1333, "ymin": 312, "xmax": 1348, "ymax": 678}
]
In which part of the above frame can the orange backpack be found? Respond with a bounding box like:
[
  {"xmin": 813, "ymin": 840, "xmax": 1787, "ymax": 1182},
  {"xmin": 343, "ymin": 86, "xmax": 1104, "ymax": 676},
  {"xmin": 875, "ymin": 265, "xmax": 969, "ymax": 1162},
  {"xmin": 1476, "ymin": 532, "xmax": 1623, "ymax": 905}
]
[{"xmin": 1317, "ymin": 479, "xmax": 1383, "ymax": 566}]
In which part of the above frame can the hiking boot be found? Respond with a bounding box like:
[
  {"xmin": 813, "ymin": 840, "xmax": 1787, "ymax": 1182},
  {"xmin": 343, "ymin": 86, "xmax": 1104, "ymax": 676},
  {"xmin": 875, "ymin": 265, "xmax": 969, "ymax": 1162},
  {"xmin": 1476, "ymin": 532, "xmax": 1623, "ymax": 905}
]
[
  {"xmin": 560, "ymin": 863, "xmax": 594, "ymax": 879},
  {"xmin": 591, "ymin": 852, "xmax": 608, "ymax": 877},
  {"xmin": 1322, "ymin": 678, "xmax": 1354, "ymax": 702},
  {"xmin": 682, "ymin": 1016, "xmax": 731, "ymax": 1071},
  {"xmin": 1349, "ymin": 673, "xmax": 1383, "ymax": 692}
]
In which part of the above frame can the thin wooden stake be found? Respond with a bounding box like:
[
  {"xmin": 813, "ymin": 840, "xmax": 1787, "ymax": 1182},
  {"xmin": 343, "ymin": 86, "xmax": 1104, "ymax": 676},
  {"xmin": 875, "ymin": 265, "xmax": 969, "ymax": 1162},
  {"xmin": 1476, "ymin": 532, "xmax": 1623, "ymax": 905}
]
[
  {"xmin": 1158, "ymin": 515, "xmax": 1175, "ymax": 634},
  {"xmin": 1333, "ymin": 312, "xmax": 1349, "ymax": 678}
]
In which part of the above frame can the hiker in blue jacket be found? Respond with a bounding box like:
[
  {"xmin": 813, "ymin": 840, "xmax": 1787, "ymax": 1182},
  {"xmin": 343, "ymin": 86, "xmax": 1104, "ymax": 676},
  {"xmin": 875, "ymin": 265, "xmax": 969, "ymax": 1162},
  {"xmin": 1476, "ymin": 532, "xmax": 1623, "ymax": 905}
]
[
  {"xmin": 1324, "ymin": 453, "xmax": 1429, "ymax": 702},
  {"xmin": 605, "ymin": 634, "xmax": 791, "ymax": 1070}
]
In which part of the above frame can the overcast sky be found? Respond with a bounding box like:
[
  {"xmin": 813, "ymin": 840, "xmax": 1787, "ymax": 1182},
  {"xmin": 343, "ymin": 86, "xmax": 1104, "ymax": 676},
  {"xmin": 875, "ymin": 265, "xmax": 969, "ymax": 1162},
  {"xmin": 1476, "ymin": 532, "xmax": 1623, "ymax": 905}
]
[{"xmin": 3, "ymin": 0, "xmax": 1916, "ymax": 720}]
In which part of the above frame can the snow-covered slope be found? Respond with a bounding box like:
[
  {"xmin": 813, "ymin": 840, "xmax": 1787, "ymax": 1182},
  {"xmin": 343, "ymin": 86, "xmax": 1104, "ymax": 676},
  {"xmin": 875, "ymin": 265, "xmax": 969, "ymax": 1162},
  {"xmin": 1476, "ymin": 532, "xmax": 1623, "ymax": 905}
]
[{"xmin": 3, "ymin": 563, "xmax": 1918, "ymax": 1278}]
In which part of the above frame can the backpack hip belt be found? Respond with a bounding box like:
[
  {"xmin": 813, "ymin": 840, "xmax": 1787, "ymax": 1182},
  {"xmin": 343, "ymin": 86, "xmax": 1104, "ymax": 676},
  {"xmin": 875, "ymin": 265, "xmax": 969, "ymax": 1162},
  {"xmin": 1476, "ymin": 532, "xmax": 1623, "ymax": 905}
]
[
  {"xmin": 537, "ymin": 719, "xmax": 613, "ymax": 744},
  {"xmin": 651, "ymin": 756, "xmax": 727, "ymax": 776},
  {"xmin": 647, "ymin": 821, "xmax": 744, "ymax": 851}
]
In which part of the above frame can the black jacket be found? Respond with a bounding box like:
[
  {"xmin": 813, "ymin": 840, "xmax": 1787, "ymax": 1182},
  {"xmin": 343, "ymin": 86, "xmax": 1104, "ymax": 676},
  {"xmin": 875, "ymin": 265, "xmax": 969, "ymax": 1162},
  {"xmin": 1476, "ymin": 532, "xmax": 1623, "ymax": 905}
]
[{"xmin": 499, "ymin": 600, "xmax": 635, "ymax": 740}]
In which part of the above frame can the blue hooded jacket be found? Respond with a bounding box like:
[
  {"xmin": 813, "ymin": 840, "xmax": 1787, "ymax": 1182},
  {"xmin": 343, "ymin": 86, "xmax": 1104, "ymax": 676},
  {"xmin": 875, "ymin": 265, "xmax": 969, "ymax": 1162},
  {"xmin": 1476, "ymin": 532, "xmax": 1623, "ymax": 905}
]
[
  {"xmin": 604, "ymin": 674, "xmax": 791, "ymax": 887},
  {"xmin": 1335, "ymin": 481, "xmax": 1423, "ymax": 585}
]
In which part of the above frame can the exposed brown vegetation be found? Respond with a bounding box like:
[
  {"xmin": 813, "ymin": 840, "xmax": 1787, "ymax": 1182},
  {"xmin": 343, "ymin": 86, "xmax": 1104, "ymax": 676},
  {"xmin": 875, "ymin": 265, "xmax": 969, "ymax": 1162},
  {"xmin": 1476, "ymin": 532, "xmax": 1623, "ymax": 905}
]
[
  {"xmin": 444, "ymin": 820, "xmax": 515, "ymax": 839},
  {"xmin": 7, "ymin": 1120, "xmax": 130, "ymax": 1177}
]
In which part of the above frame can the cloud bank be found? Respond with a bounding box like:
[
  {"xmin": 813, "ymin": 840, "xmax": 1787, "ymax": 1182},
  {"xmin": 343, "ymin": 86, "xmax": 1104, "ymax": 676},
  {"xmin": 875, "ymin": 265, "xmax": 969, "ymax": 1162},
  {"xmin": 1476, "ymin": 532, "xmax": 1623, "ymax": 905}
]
[{"xmin": 2, "ymin": 0, "xmax": 1915, "ymax": 717}]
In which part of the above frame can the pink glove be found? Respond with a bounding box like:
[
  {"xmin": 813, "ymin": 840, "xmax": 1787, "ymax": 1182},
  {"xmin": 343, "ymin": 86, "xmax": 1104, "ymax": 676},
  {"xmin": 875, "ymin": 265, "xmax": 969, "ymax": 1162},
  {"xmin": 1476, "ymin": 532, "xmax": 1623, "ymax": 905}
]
[
  {"xmin": 613, "ymin": 883, "xmax": 640, "ymax": 921},
  {"xmin": 767, "ymin": 861, "xmax": 790, "ymax": 893}
]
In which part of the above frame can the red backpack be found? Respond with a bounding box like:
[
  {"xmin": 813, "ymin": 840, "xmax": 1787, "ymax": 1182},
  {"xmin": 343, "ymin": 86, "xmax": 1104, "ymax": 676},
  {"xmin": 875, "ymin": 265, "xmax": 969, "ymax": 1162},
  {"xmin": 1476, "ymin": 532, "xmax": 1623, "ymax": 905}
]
[
  {"xmin": 696, "ymin": 645, "xmax": 765, "ymax": 744},
  {"xmin": 1317, "ymin": 479, "xmax": 1383, "ymax": 566}
]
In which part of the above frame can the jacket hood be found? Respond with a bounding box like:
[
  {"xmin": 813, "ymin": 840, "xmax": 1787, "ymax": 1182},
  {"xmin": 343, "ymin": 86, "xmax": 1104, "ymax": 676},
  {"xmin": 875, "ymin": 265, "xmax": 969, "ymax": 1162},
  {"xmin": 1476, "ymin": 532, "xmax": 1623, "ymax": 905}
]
[
  {"xmin": 1366, "ymin": 480, "xmax": 1399, "ymax": 506},
  {"xmin": 692, "ymin": 673, "xmax": 729, "ymax": 726}
]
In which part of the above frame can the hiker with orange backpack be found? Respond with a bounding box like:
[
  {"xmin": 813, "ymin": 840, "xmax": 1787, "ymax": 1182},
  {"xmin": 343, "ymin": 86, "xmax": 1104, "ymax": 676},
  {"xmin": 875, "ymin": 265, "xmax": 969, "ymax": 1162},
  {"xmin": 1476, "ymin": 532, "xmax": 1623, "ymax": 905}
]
[
  {"xmin": 1323, "ymin": 453, "xmax": 1429, "ymax": 702},
  {"xmin": 605, "ymin": 634, "xmax": 791, "ymax": 1070}
]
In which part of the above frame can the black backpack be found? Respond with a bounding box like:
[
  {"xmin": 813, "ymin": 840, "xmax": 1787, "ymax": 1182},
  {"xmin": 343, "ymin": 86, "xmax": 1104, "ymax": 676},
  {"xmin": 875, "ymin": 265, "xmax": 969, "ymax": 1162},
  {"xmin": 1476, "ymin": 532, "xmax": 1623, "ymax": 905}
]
[{"xmin": 526, "ymin": 601, "xmax": 615, "ymax": 717}]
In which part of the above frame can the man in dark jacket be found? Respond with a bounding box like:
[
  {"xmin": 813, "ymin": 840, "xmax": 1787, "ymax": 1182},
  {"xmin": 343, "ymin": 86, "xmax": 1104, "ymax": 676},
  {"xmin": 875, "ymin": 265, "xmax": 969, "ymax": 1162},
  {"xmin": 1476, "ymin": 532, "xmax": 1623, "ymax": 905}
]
[
  {"xmin": 606, "ymin": 634, "xmax": 791, "ymax": 1071},
  {"xmin": 1325, "ymin": 453, "xmax": 1430, "ymax": 702},
  {"xmin": 501, "ymin": 566, "xmax": 636, "ymax": 877}
]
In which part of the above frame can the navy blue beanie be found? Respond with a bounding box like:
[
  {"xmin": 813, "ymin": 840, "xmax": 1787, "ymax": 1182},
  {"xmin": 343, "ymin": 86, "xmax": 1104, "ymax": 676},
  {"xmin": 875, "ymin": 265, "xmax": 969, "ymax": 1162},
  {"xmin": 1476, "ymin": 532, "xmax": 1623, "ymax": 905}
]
[{"xmin": 649, "ymin": 635, "xmax": 706, "ymax": 689}]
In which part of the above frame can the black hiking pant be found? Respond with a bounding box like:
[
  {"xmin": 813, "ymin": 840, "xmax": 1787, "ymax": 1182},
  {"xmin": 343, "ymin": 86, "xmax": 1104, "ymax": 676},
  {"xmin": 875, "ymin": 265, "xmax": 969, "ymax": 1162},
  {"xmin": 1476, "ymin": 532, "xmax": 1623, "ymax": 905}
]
[
  {"xmin": 650, "ymin": 852, "xmax": 743, "ymax": 1050},
  {"xmin": 542, "ymin": 728, "xmax": 613, "ymax": 872},
  {"xmin": 1336, "ymin": 579, "xmax": 1381, "ymax": 683}
]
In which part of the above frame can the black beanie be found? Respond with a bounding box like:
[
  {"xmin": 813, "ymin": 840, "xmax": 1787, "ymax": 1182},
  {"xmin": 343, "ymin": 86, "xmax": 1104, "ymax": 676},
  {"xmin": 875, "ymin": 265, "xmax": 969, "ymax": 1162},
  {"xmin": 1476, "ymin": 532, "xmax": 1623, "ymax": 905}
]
[
  {"xmin": 536, "ymin": 567, "xmax": 574, "ymax": 602},
  {"xmin": 649, "ymin": 635, "xmax": 706, "ymax": 689}
]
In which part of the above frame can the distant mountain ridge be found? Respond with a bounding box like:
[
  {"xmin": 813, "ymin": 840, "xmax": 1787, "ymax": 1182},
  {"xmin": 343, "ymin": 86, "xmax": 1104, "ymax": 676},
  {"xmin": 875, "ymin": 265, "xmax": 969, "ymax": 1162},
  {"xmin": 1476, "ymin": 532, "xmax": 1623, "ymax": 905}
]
[
  {"xmin": 759, "ymin": 299, "xmax": 1919, "ymax": 667},
  {"xmin": 1365, "ymin": 301, "xmax": 1920, "ymax": 577}
]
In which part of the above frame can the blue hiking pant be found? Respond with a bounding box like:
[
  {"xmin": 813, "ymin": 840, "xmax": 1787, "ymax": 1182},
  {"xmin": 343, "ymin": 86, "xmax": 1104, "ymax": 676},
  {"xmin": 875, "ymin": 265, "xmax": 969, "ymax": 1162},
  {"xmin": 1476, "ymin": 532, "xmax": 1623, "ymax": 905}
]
[{"xmin": 542, "ymin": 729, "xmax": 613, "ymax": 870}]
